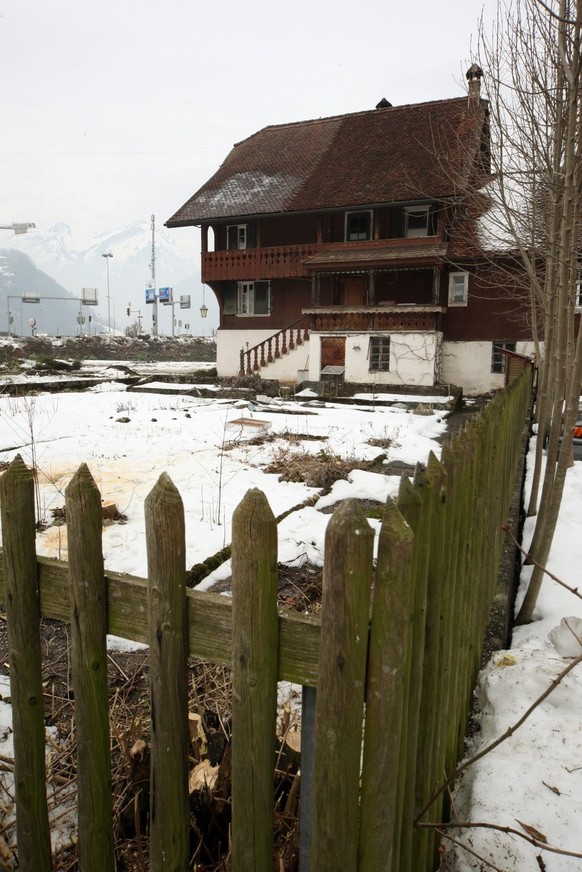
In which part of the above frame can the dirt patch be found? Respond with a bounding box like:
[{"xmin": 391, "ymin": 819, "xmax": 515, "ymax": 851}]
[{"xmin": 264, "ymin": 447, "xmax": 389, "ymax": 491}]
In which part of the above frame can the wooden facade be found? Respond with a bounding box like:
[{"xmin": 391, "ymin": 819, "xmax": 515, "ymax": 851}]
[{"xmin": 168, "ymin": 68, "xmax": 534, "ymax": 391}]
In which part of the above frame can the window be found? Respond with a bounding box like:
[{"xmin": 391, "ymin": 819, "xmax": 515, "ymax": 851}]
[
  {"xmin": 369, "ymin": 336, "xmax": 390, "ymax": 372},
  {"xmin": 346, "ymin": 211, "xmax": 372, "ymax": 241},
  {"xmin": 448, "ymin": 272, "xmax": 469, "ymax": 306},
  {"xmin": 237, "ymin": 281, "xmax": 271, "ymax": 315},
  {"xmin": 404, "ymin": 206, "xmax": 430, "ymax": 238},
  {"xmin": 576, "ymin": 270, "xmax": 582, "ymax": 310},
  {"xmin": 227, "ymin": 224, "xmax": 256, "ymax": 250},
  {"xmin": 491, "ymin": 341, "xmax": 516, "ymax": 373}
]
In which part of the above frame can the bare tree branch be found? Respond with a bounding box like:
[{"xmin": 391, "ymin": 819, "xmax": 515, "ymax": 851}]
[
  {"xmin": 414, "ymin": 652, "xmax": 582, "ymax": 823},
  {"xmin": 423, "ymin": 819, "xmax": 582, "ymax": 859},
  {"xmin": 502, "ymin": 522, "xmax": 582, "ymax": 600}
]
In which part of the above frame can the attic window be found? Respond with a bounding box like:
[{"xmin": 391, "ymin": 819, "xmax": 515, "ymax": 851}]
[
  {"xmin": 346, "ymin": 211, "xmax": 372, "ymax": 241},
  {"xmin": 227, "ymin": 224, "xmax": 256, "ymax": 250},
  {"xmin": 404, "ymin": 206, "xmax": 431, "ymax": 238}
]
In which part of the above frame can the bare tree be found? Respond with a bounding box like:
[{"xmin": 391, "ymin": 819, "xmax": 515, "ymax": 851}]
[{"xmin": 474, "ymin": 0, "xmax": 582, "ymax": 623}]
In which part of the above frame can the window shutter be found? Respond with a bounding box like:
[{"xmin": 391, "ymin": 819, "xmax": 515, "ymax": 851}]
[
  {"xmin": 390, "ymin": 208, "xmax": 405, "ymax": 238},
  {"xmin": 223, "ymin": 282, "xmax": 237, "ymax": 314},
  {"xmin": 227, "ymin": 227, "xmax": 238, "ymax": 250},
  {"xmin": 254, "ymin": 281, "xmax": 270, "ymax": 315},
  {"xmin": 428, "ymin": 205, "xmax": 437, "ymax": 236},
  {"xmin": 246, "ymin": 224, "xmax": 256, "ymax": 248}
]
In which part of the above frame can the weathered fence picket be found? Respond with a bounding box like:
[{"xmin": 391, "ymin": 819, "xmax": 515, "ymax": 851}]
[
  {"xmin": 0, "ymin": 458, "xmax": 51, "ymax": 872},
  {"xmin": 66, "ymin": 464, "xmax": 115, "ymax": 871},
  {"xmin": 145, "ymin": 472, "xmax": 190, "ymax": 872},
  {"xmin": 358, "ymin": 498, "xmax": 413, "ymax": 871},
  {"xmin": 311, "ymin": 500, "xmax": 374, "ymax": 872},
  {"xmin": 231, "ymin": 488, "xmax": 279, "ymax": 872},
  {"xmin": 0, "ymin": 367, "xmax": 533, "ymax": 872}
]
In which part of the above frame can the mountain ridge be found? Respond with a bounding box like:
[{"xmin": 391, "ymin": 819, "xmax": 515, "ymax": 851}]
[{"xmin": 1, "ymin": 220, "xmax": 216, "ymax": 336}]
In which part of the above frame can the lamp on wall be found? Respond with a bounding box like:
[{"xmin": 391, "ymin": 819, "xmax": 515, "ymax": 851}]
[{"xmin": 200, "ymin": 285, "xmax": 208, "ymax": 319}]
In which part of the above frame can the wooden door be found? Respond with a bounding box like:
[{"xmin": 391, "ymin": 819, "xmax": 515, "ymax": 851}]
[
  {"xmin": 321, "ymin": 336, "xmax": 346, "ymax": 369},
  {"xmin": 340, "ymin": 276, "xmax": 367, "ymax": 307}
]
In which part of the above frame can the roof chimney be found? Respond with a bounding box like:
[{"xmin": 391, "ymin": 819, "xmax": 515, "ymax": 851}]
[{"xmin": 466, "ymin": 64, "xmax": 483, "ymax": 107}]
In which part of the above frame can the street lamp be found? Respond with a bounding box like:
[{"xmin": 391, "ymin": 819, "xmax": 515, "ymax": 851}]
[
  {"xmin": 102, "ymin": 252, "xmax": 113, "ymax": 335},
  {"xmin": 200, "ymin": 285, "xmax": 208, "ymax": 319},
  {"xmin": 0, "ymin": 222, "xmax": 35, "ymax": 235}
]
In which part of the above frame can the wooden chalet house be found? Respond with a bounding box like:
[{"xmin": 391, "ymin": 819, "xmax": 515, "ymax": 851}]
[{"xmin": 167, "ymin": 67, "xmax": 534, "ymax": 395}]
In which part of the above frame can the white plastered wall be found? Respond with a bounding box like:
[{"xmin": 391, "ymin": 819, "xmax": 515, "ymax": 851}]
[
  {"xmin": 310, "ymin": 332, "xmax": 442, "ymax": 386},
  {"xmin": 216, "ymin": 328, "xmax": 311, "ymax": 382},
  {"xmin": 440, "ymin": 340, "xmax": 536, "ymax": 395}
]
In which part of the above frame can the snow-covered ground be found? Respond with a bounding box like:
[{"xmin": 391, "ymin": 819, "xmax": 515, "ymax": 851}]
[
  {"xmin": 0, "ymin": 377, "xmax": 579, "ymax": 869},
  {"xmin": 444, "ymin": 447, "xmax": 582, "ymax": 871}
]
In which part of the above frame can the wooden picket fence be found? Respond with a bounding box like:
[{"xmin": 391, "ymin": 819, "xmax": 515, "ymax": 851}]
[{"xmin": 0, "ymin": 368, "xmax": 532, "ymax": 872}]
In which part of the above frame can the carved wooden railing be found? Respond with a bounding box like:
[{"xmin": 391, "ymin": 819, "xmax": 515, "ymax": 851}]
[
  {"xmin": 203, "ymin": 245, "xmax": 319, "ymax": 281},
  {"xmin": 239, "ymin": 315, "xmax": 310, "ymax": 376},
  {"xmin": 304, "ymin": 306, "xmax": 445, "ymax": 333}
]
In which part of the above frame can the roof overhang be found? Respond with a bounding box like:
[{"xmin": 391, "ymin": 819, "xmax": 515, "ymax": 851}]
[{"xmin": 303, "ymin": 241, "xmax": 449, "ymax": 272}]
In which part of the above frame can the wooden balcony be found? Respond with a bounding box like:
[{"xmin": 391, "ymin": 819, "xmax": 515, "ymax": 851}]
[
  {"xmin": 304, "ymin": 306, "xmax": 446, "ymax": 333},
  {"xmin": 202, "ymin": 237, "xmax": 447, "ymax": 282},
  {"xmin": 202, "ymin": 244, "xmax": 319, "ymax": 281}
]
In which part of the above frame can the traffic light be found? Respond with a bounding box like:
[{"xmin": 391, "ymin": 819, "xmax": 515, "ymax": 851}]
[{"xmin": 127, "ymin": 307, "xmax": 131, "ymax": 316}]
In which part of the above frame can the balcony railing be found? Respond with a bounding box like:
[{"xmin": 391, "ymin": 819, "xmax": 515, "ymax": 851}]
[
  {"xmin": 203, "ymin": 245, "xmax": 319, "ymax": 281},
  {"xmin": 303, "ymin": 306, "xmax": 445, "ymax": 333},
  {"xmin": 202, "ymin": 237, "xmax": 445, "ymax": 282}
]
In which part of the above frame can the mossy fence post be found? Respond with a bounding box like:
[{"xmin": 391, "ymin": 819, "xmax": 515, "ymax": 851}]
[
  {"xmin": 358, "ymin": 499, "xmax": 413, "ymax": 871},
  {"xmin": 66, "ymin": 464, "xmax": 115, "ymax": 871},
  {"xmin": 0, "ymin": 456, "xmax": 51, "ymax": 872},
  {"xmin": 231, "ymin": 488, "xmax": 279, "ymax": 872},
  {"xmin": 145, "ymin": 472, "xmax": 190, "ymax": 872},
  {"xmin": 311, "ymin": 499, "xmax": 374, "ymax": 872}
]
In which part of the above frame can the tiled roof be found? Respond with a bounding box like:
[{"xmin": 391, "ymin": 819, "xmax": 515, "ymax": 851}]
[{"xmin": 167, "ymin": 97, "xmax": 488, "ymax": 226}]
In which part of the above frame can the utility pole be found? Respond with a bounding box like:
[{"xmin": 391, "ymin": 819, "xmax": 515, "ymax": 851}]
[
  {"xmin": 102, "ymin": 252, "xmax": 113, "ymax": 334},
  {"xmin": 150, "ymin": 214, "xmax": 158, "ymax": 337}
]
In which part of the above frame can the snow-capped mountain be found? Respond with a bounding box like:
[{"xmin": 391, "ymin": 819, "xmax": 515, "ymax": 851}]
[{"xmin": 2, "ymin": 220, "xmax": 216, "ymax": 337}]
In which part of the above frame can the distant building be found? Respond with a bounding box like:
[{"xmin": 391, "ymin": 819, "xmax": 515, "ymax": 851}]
[{"xmin": 167, "ymin": 67, "xmax": 533, "ymax": 394}]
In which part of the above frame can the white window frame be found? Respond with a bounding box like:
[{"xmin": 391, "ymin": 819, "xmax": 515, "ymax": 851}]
[
  {"xmin": 345, "ymin": 210, "xmax": 372, "ymax": 241},
  {"xmin": 237, "ymin": 281, "xmax": 271, "ymax": 316},
  {"xmin": 368, "ymin": 335, "xmax": 391, "ymax": 372},
  {"xmin": 448, "ymin": 272, "xmax": 469, "ymax": 307},
  {"xmin": 227, "ymin": 224, "xmax": 248, "ymax": 250},
  {"xmin": 404, "ymin": 205, "xmax": 430, "ymax": 238},
  {"xmin": 575, "ymin": 271, "xmax": 582, "ymax": 311},
  {"xmin": 491, "ymin": 341, "xmax": 516, "ymax": 374}
]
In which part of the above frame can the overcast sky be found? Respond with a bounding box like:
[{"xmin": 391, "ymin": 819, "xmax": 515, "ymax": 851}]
[{"xmin": 1, "ymin": 0, "xmax": 498, "ymax": 247}]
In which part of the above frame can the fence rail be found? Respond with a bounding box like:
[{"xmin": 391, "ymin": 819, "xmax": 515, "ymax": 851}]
[{"xmin": 0, "ymin": 368, "xmax": 532, "ymax": 872}]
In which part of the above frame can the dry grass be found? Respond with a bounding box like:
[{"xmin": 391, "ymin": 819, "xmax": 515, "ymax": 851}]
[{"xmin": 265, "ymin": 446, "xmax": 387, "ymax": 491}]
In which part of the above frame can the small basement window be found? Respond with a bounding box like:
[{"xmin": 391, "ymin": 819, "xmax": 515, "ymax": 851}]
[
  {"xmin": 491, "ymin": 341, "xmax": 516, "ymax": 373},
  {"xmin": 369, "ymin": 336, "xmax": 390, "ymax": 372}
]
